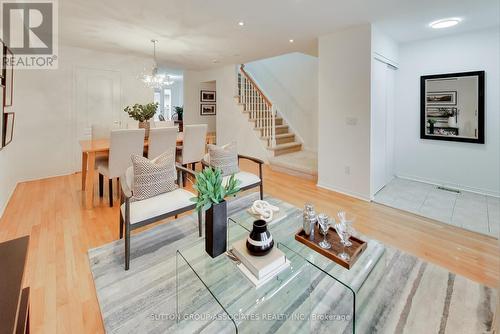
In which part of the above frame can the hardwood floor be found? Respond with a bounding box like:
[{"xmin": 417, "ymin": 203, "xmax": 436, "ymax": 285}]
[{"xmin": 0, "ymin": 161, "xmax": 498, "ymax": 333}]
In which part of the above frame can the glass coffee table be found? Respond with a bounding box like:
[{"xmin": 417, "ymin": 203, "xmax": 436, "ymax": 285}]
[{"xmin": 175, "ymin": 201, "xmax": 385, "ymax": 333}]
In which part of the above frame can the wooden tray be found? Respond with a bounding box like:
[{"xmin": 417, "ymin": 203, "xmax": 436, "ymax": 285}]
[{"xmin": 295, "ymin": 225, "xmax": 367, "ymax": 269}]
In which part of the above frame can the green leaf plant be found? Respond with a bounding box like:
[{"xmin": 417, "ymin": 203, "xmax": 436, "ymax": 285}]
[
  {"xmin": 124, "ymin": 102, "xmax": 159, "ymax": 122},
  {"xmin": 190, "ymin": 167, "xmax": 241, "ymax": 212}
]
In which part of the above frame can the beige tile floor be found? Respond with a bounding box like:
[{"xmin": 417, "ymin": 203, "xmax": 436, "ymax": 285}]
[{"xmin": 374, "ymin": 178, "xmax": 499, "ymax": 238}]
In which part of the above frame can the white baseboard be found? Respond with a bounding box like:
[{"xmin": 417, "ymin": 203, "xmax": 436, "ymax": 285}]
[
  {"xmin": 396, "ymin": 174, "xmax": 500, "ymax": 198},
  {"xmin": 316, "ymin": 182, "xmax": 371, "ymax": 202}
]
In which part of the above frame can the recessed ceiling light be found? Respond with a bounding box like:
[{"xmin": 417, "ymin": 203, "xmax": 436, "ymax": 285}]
[
  {"xmin": 289, "ymin": 39, "xmax": 294, "ymax": 43},
  {"xmin": 238, "ymin": 21, "xmax": 245, "ymax": 26},
  {"xmin": 429, "ymin": 18, "xmax": 462, "ymax": 29},
  {"xmin": 212, "ymin": 59, "xmax": 219, "ymax": 63}
]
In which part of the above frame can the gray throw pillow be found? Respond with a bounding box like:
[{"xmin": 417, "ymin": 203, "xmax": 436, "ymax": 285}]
[
  {"xmin": 207, "ymin": 142, "xmax": 239, "ymax": 176},
  {"xmin": 131, "ymin": 150, "xmax": 177, "ymax": 201}
]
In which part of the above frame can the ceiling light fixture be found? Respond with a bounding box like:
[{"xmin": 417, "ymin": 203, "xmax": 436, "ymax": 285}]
[
  {"xmin": 140, "ymin": 40, "xmax": 174, "ymax": 89},
  {"xmin": 289, "ymin": 39, "xmax": 294, "ymax": 43},
  {"xmin": 238, "ymin": 21, "xmax": 245, "ymax": 26},
  {"xmin": 429, "ymin": 18, "xmax": 461, "ymax": 29}
]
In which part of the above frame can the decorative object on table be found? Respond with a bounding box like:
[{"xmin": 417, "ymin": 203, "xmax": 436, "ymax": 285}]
[
  {"xmin": 3, "ymin": 46, "xmax": 13, "ymax": 107},
  {"xmin": 200, "ymin": 104, "xmax": 216, "ymax": 116},
  {"xmin": 123, "ymin": 102, "xmax": 158, "ymax": 139},
  {"xmin": 302, "ymin": 203, "xmax": 317, "ymax": 239},
  {"xmin": 447, "ymin": 107, "xmax": 458, "ymax": 127},
  {"xmin": 317, "ymin": 214, "xmax": 332, "ymax": 249},
  {"xmin": 191, "ymin": 167, "xmax": 241, "ymax": 258},
  {"xmin": 421, "ymin": 71, "xmax": 484, "ymax": 144},
  {"xmin": 295, "ymin": 223, "xmax": 367, "ymax": 270},
  {"xmin": 140, "ymin": 40, "xmax": 174, "ymax": 89},
  {"xmin": 248, "ymin": 200, "xmax": 279, "ymax": 222},
  {"xmin": 336, "ymin": 211, "xmax": 354, "ymax": 247},
  {"xmin": 200, "ymin": 90, "xmax": 216, "ymax": 102},
  {"xmin": 3, "ymin": 112, "xmax": 14, "ymax": 146},
  {"xmin": 173, "ymin": 106, "xmax": 183, "ymax": 121},
  {"xmin": 232, "ymin": 238, "xmax": 289, "ymax": 288},
  {"xmin": 246, "ymin": 219, "xmax": 274, "ymax": 256},
  {"xmin": 334, "ymin": 222, "xmax": 353, "ymax": 262}
]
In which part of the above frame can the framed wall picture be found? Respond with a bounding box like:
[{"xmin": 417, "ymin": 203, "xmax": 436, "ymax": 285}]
[
  {"xmin": 200, "ymin": 90, "xmax": 216, "ymax": 102},
  {"xmin": 3, "ymin": 112, "xmax": 14, "ymax": 146},
  {"xmin": 0, "ymin": 40, "xmax": 4, "ymax": 80},
  {"xmin": 426, "ymin": 91, "xmax": 457, "ymax": 106},
  {"xmin": 4, "ymin": 46, "xmax": 13, "ymax": 106},
  {"xmin": 200, "ymin": 104, "xmax": 216, "ymax": 116},
  {"xmin": 0, "ymin": 85, "xmax": 3, "ymax": 149},
  {"xmin": 421, "ymin": 71, "xmax": 484, "ymax": 144}
]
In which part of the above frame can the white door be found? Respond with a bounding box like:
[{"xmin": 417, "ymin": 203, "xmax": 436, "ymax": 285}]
[
  {"xmin": 73, "ymin": 67, "xmax": 121, "ymax": 171},
  {"xmin": 371, "ymin": 59, "xmax": 396, "ymax": 195}
]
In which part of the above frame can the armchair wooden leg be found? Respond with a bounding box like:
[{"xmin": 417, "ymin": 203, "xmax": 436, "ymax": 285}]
[
  {"xmin": 108, "ymin": 178, "xmax": 113, "ymax": 207},
  {"xmin": 125, "ymin": 222, "xmax": 130, "ymax": 270},
  {"xmin": 198, "ymin": 210, "xmax": 202, "ymax": 237},
  {"xmin": 99, "ymin": 174, "xmax": 103, "ymax": 197}
]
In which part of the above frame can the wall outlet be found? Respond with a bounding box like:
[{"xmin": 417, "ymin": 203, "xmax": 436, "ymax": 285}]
[{"xmin": 345, "ymin": 166, "xmax": 351, "ymax": 175}]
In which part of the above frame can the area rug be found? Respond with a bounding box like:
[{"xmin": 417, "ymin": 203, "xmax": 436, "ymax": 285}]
[{"xmin": 88, "ymin": 193, "xmax": 497, "ymax": 333}]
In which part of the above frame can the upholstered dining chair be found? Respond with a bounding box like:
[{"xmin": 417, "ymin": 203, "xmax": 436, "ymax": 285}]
[
  {"xmin": 179, "ymin": 124, "xmax": 208, "ymax": 170},
  {"xmin": 96, "ymin": 128, "xmax": 145, "ymax": 207},
  {"xmin": 148, "ymin": 127, "xmax": 178, "ymax": 160},
  {"xmin": 119, "ymin": 164, "xmax": 201, "ymax": 270},
  {"xmin": 154, "ymin": 120, "xmax": 175, "ymax": 128}
]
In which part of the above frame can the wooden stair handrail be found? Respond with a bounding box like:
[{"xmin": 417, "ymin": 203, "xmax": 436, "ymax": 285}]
[{"xmin": 240, "ymin": 64, "xmax": 272, "ymax": 107}]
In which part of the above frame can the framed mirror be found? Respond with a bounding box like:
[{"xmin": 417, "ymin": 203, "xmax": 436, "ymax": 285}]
[{"xmin": 420, "ymin": 71, "xmax": 484, "ymax": 144}]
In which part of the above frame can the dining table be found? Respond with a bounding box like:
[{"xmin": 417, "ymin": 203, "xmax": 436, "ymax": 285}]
[{"xmin": 79, "ymin": 132, "xmax": 184, "ymax": 209}]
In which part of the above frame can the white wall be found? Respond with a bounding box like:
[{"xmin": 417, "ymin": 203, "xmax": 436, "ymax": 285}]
[
  {"xmin": 395, "ymin": 28, "xmax": 500, "ymax": 196},
  {"xmin": 245, "ymin": 53, "xmax": 319, "ymax": 151},
  {"xmin": 184, "ymin": 66, "xmax": 269, "ymax": 162},
  {"xmin": 183, "ymin": 80, "xmax": 216, "ymax": 132},
  {"xmin": 0, "ymin": 45, "xmax": 155, "ymax": 216},
  {"xmin": 318, "ymin": 24, "xmax": 372, "ymax": 200}
]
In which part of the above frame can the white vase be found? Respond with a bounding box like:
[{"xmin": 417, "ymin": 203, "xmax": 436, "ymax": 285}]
[{"xmin": 448, "ymin": 116, "xmax": 457, "ymax": 127}]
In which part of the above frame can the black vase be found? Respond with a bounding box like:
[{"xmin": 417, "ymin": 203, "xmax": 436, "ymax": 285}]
[
  {"xmin": 205, "ymin": 201, "xmax": 227, "ymax": 258},
  {"xmin": 246, "ymin": 220, "xmax": 274, "ymax": 256}
]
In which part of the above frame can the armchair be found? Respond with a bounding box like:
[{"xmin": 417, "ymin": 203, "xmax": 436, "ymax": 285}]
[
  {"xmin": 119, "ymin": 164, "xmax": 201, "ymax": 270},
  {"xmin": 201, "ymin": 154, "xmax": 264, "ymax": 200}
]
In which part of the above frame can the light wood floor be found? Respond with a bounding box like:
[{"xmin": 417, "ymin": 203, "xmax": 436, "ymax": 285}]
[{"xmin": 0, "ymin": 161, "xmax": 498, "ymax": 333}]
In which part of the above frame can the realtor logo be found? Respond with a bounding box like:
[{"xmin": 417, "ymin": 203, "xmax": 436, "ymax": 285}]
[{"xmin": 1, "ymin": 0, "xmax": 58, "ymax": 69}]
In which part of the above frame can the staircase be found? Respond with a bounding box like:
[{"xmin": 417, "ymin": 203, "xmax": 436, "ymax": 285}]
[{"xmin": 237, "ymin": 65, "xmax": 302, "ymax": 157}]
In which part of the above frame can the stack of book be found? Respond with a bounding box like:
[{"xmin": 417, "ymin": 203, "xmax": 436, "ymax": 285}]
[{"xmin": 232, "ymin": 239, "xmax": 290, "ymax": 288}]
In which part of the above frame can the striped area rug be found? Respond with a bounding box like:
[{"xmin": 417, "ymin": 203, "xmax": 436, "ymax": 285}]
[{"xmin": 88, "ymin": 193, "xmax": 496, "ymax": 333}]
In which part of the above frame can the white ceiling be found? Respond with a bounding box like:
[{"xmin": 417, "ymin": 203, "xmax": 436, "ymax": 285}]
[{"xmin": 59, "ymin": 0, "xmax": 499, "ymax": 70}]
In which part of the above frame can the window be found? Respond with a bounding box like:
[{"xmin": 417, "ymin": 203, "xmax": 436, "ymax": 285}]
[{"xmin": 153, "ymin": 88, "xmax": 172, "ymax": 120}]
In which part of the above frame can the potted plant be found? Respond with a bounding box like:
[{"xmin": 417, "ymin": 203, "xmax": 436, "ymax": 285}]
[
  {"xmin": 191, "ymin": 167, "xmax": 240, "ymax": 257},
  {"xmin": 173, "ymin": 106, "xmax": 183, "ymax": 121},
  {"xmin": 124, "ymin": 102, "xmax": 158, "ymax": 138},
  {"xmin": 428, "ymin": 118, "xmax": 436, "ymax": 134}
]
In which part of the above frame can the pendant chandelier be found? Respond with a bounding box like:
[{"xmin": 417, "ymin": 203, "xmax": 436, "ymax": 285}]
[{"xmin": 140, "ymin": 39, "xmax": 174, "ymax": 89}]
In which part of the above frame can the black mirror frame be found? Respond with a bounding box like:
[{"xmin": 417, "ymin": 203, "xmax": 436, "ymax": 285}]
[{"xmin": 420, "ymin": 70, "xmax": 485, "ymax": 144}]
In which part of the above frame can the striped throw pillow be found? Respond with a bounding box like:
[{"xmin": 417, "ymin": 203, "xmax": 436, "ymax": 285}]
[
  {"xmin": 208, "ymin": 142, "xmax": 239, "ymax": 176},
  {"xmin": 131, "ymin": 150, "xmax": 177, "ymax": 201}
]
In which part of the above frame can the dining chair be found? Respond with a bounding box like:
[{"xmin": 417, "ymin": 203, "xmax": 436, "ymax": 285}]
[
  {"xmin": 179, "ymin": 124, "xmax": 208, "ymax": 171},
  {"xmin": 154, "ymin": 120, "xmax": 175, "ymax": 128},
  {"xmin": 96, "ymin": 128, "xmax": 145, "ymax": 207},
  {"xmin": 148, "ymin": 127, "xmax": 178, "ymax": 160}
]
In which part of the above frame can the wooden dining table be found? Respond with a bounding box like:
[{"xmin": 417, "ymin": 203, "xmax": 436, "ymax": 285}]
[{"xmin": 79, "ymin": 132, "xmax": 184, "ymax": 209}]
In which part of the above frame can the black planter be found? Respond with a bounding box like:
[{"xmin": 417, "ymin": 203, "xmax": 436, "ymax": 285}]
[
  {"xmin": 205, "ymin": 200, "xmax": 227, "ymax": 258},
  {"xmin": 246, "ymin": 220, "xmax": 274, "ymax": 256}
]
